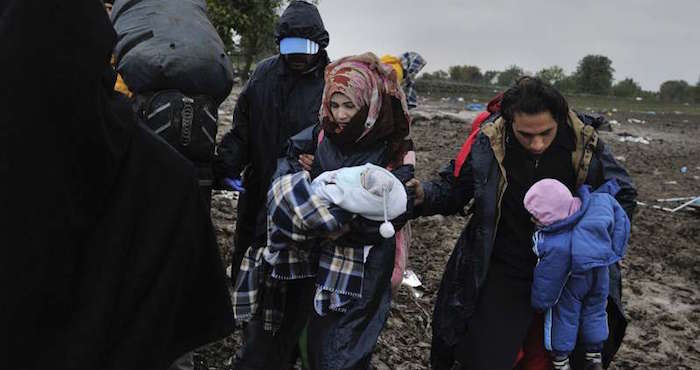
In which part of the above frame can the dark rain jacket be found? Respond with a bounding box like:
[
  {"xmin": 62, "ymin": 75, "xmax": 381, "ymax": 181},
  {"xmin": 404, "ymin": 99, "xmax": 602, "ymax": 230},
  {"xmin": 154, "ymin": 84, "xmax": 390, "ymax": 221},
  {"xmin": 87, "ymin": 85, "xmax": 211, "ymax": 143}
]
[
  {"xmin": 1, "ymin": 1, "xmax": 234, "ymax": 369},
  {"xmin": 420, "ymin": 112, "xmax": 637, "ymax": 370},
  {"xmin": 214, "ymin": 1, "xmax": 330, "ymax": 275},
  {"xmin": 280, "ymin": 124, "xmax": 415, "ymax": 370}
]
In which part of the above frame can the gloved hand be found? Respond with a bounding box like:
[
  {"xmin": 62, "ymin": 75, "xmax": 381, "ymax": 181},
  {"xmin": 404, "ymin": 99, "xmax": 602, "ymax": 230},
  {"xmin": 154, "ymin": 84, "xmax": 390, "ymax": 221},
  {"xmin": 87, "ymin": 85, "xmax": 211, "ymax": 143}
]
[{"xmin": 223, "ymin": 177, "xmax": 245, "ymax": 192}]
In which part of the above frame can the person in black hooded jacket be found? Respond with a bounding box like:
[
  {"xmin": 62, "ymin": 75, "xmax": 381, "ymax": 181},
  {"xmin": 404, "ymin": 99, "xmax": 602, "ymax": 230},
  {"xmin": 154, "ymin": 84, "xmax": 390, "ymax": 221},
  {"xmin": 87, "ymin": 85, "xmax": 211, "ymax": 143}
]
[
  {"xmin": 214, "ymin": 0, "xmax": 331, "ymax": 287},
  {"xmin": 252, "ymin": 52, "xmax": 415, "ymax": 370}
]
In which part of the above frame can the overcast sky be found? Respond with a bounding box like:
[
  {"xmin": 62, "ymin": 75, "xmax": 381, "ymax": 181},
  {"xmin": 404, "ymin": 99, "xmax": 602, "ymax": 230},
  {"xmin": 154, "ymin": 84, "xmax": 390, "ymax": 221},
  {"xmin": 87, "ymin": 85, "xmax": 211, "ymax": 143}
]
[{"xmin": 315, "ymin": 0, "xmax": 699, "ymax": 91}]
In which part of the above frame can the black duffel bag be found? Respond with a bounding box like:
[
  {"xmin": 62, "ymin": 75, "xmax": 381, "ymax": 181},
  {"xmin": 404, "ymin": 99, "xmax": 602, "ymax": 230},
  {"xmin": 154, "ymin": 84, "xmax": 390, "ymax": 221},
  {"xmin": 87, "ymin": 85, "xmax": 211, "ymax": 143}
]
[{"xmin": 111, "ymin": 0, "xmax": 234, "ymax": 104}]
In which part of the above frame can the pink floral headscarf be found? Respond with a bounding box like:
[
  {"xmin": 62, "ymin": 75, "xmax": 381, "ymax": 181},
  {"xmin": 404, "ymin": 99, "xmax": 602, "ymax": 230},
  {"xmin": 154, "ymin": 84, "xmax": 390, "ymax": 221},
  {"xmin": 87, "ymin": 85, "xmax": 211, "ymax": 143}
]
[
  {"xmin": 319, "ymin": 52, "xmax": 410, "ymax": 144},
  {"xmin": 319, "ymin": 54, "xmax": 415, "ymax": 294}
]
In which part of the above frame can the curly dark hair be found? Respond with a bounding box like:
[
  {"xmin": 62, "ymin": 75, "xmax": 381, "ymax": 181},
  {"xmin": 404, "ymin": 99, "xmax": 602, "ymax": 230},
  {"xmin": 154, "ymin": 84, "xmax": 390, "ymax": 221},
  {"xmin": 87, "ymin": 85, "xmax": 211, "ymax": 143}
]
[{"xmin": 501, "ymin": 76, "xmax": 570, "ymax": 126}]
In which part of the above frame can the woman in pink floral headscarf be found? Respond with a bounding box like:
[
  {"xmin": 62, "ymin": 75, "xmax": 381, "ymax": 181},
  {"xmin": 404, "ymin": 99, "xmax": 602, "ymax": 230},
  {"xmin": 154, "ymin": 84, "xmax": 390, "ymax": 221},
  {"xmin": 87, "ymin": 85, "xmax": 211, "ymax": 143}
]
[
  {"xmin": 272, "ymin": 52, "xmax": 416, "ymax": 369},
  {"xmin": 303, "ymin": 53, "xmax": 414, "ymax": 369}
]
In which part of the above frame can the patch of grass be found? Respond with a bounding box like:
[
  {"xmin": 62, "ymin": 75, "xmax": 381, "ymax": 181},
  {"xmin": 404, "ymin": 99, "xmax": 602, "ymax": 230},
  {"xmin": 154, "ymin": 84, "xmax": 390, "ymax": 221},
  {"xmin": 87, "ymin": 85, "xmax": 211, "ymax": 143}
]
[{"xmin": 417, "ymin": 80, "xmax": 700, "ymax": 116}]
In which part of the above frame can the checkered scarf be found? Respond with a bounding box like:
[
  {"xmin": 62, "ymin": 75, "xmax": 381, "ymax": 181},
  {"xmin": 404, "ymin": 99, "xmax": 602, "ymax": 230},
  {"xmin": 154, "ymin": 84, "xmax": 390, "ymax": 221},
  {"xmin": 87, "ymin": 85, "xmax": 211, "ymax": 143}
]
[
  {"xmin": 400, "ymin": 52, "xmax": 426, "ymax": 109},
  {"xmin": 232, "ymin": 171, "xmax": 370, "ymax": 332},
  {"xmin": 231, "ymin": 246, "xmax": 287, "ymax": 332}
]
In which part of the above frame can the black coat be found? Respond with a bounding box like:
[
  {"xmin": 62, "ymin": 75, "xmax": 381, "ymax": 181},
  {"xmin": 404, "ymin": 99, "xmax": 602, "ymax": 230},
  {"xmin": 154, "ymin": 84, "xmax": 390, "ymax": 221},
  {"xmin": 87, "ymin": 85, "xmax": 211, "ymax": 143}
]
[
  {"xmin": 1, "ymin": 2, "xmax": 234, "ymax": 368},
  {"xmin": 420, "ymin": 115, "xmax": 637, "ymax": 370},
  {"xmin": 214, "ymin": 2, "xmax": 330, "ymax": 266},
  {"xmin": 279, "ymin": 124, "xmax": 415, "ymax": 369}
]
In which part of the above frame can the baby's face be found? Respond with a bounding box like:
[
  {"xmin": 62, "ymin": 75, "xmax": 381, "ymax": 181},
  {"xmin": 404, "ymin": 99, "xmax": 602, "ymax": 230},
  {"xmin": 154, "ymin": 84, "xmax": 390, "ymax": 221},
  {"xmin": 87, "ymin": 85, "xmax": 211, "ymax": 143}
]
[{"xmin": 360, "ymin": 168, "xmax": 393, "ymax": 197}]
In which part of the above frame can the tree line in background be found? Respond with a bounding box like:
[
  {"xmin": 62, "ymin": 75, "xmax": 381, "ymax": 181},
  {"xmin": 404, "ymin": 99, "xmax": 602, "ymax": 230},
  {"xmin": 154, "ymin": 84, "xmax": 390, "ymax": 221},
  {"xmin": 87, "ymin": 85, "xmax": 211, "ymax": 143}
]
[
  {"xmin": 204, "ymin": 3, "xmax": 698, "ymax": 103},
  {"xmin": 422, "ymin": 55, "xmax": 700, "ymax": 103}
]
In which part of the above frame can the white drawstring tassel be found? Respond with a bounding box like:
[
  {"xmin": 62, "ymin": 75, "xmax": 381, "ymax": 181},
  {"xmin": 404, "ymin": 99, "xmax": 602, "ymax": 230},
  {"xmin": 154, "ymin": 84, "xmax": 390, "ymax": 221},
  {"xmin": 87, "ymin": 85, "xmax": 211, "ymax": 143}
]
[{"xmin": 379, "ymin": 184, "xmax": 395, "ymax": 238}]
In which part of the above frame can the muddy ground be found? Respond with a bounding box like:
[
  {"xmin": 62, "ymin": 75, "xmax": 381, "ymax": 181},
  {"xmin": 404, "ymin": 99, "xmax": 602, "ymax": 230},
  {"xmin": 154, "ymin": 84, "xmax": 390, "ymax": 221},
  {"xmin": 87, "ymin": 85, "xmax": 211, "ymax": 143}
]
[{"xmin": 196, "ymin": 92, "xmax": 700, "ymax": 369}]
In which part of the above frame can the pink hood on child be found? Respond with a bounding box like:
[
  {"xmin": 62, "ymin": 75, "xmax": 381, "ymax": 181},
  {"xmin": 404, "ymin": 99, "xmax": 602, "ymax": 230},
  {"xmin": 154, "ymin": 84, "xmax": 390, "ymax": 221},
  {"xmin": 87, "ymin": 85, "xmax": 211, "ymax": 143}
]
[{"xmin": 524, "ymin": 178, "xmax": 582, "ymax": 226}]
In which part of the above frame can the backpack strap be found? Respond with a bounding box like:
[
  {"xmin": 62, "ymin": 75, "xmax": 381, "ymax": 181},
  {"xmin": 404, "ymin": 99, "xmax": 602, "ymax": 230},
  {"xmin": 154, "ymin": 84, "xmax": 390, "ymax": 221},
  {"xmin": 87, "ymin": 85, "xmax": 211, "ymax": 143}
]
[
  {"xmin": 569, "ymin": 111, "xmax": 599, "ymax": 188},
  {"xmin": 453, "ymin": 92, "xmax": 504, "ymax": 177},
  {"xmin": 453, "ymin": 111, "xmax": 500, "ymax": 177}
]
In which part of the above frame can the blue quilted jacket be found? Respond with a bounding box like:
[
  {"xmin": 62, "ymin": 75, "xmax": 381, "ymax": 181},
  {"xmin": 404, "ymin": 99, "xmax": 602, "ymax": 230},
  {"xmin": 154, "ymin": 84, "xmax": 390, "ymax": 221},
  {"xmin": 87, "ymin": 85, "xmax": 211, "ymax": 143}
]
[{"xmin": 531, "ymin": 180, "xmax": 630, "ymax": 311}]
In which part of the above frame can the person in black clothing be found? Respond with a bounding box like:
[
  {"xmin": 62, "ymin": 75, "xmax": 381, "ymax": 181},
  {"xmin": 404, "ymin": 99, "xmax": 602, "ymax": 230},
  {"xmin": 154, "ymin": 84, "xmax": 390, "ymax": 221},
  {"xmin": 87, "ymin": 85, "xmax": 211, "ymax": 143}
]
[
  {"xmin": 213, "ymin": 1, "xmax": 329, "ymax": 369},
  {"xmin": 214, "ymin": 0, "xmax": 330, "ymax": 285},
  {"xmin": 1, "ymin": 1, "xmax": 234, "ymax": 369},
  {"xmin": 409, "ymin": 77, "xmax": 637, "ymax": 370}
]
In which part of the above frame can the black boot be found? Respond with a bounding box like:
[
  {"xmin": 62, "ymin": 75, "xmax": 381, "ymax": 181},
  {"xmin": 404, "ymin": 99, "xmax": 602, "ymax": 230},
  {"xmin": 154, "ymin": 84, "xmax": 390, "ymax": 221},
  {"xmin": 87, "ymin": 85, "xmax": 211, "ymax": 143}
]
[
  {"xmin": 584, "ymin": 352, "xmax": 603, "ymax": 370},
  {"xmin": 552, "ymin": 354, "xmax": 571, "ymax": 370}
]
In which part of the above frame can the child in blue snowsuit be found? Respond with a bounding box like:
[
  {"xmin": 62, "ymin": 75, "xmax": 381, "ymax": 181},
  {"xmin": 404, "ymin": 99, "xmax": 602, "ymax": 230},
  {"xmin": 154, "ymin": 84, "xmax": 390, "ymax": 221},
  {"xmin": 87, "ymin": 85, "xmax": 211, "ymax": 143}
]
[{"xmin": 524, "ymin": 179, "xmax": 630, "ymax": 370}]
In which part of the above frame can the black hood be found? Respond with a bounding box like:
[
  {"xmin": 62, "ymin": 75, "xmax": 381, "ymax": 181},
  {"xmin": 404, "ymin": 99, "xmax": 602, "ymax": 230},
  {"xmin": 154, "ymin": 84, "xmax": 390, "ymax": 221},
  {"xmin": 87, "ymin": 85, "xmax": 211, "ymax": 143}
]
[
  {"xmin": 275, "ymin": 0, "xmax": 329, "ymax": 48},
  {"xmin": 2, "ymin": 2, "xmax": 235, "ymax": 369},
  {"xmin": 2, "ymin": 0, "xmax": 129, "ymax": 229}
]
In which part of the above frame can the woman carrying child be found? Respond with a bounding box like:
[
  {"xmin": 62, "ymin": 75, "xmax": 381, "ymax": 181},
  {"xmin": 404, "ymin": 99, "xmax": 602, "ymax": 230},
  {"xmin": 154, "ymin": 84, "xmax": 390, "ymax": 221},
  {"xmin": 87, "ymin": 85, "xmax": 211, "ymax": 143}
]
[{"xmin": 233, "ymin": 52, "xmax": 415, "ymax": 370}]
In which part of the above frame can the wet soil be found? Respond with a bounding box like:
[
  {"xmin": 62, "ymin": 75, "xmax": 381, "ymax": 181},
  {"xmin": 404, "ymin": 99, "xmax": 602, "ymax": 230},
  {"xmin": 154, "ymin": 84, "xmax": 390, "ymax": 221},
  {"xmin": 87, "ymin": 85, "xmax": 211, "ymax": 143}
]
[{"xmin": 196, "ymin": 93, "xmax": 700, "ymax": 369}]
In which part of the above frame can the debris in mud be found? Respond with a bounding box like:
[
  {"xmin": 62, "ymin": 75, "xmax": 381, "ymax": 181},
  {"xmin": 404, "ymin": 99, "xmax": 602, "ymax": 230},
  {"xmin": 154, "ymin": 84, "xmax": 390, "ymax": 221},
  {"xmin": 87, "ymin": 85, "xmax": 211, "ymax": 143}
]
[
  {"xmin": 198, "ymin": 91, "xmax": 700, "ymax": 370},
  {"xmin": 656, "ymin": 196, "xmax": 699, "ymax": 202},
  {"xmin": 670, "ymin": 196, "xmax": 700, "ymax": 213},
  {"xmin": 638, "ymin": 196, "xmax": 700, "ymax": 215},
  {"xmin": 627, "ymin": 118, "xmax": 646, "ymax": 124},
  {"xmin": 465, "ymin": 103, "xmax": 485, "ymax": 111},
  {"xmin": 402, "ymin": 270, "xmax": 425, "ymax": 298},
  {"xmin": 618, "ymin": 134, "xmax": 651, "ymax": 144},
  {"xmin": 410, "ymin": 110, "xmax": 478, "ymax": 124},
  {"xmin": 636, "ymin": 201, "xmax": 674, "ymax": 212}
]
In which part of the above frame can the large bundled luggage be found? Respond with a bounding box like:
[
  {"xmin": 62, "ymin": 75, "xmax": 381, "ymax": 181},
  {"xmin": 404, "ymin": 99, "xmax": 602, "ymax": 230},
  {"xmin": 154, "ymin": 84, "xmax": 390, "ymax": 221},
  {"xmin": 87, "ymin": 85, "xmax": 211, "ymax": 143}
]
[
  {"xmin": 135, "ymin": 90, "xmax": 218, "ymax": 206},
  {"xmin": 111, "ymin": 0, "xmax": 234, "ymax": 104},
  {"xmin": 112, "ymin": 0, "xmax": 233, "ymax": 205},
  {"xmin": 135, "ymin": 90, "xmax": 217, "ymax": 166}
]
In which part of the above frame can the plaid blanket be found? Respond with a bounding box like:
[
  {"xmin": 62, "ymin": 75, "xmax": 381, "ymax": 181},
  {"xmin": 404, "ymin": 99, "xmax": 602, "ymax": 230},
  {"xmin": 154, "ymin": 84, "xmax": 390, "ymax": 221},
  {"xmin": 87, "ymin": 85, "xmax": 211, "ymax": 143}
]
[
  {"xmin": 232, "ymin": 171, "xmax": 368, "ymax": 332},
  {"xmin": 231, "ymin": 246, "xmax": 287, "ymax": 332},
  {"xmin": 400, "ymin": 52, "xmax": 427, "ymax": 109}
]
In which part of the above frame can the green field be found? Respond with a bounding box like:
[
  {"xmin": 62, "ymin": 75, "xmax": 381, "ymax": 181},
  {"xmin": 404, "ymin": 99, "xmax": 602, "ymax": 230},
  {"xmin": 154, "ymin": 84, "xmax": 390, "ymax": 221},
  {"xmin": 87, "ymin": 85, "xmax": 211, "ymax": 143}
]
[
  {"xmin": 416, "ymin": 80, "xmax": 700, "ymax": 116},
  {"xmin": 565, "ymin": 95, "xmax": 700, "ymax": 116}
]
